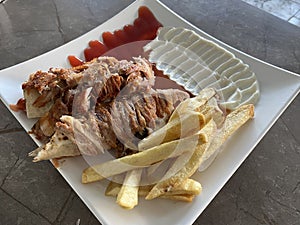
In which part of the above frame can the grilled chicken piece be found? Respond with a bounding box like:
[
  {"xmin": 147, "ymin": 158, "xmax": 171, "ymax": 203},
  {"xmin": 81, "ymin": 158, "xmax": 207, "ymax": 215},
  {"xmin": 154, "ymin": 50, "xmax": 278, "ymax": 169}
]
[
  {"xmin": 111, "ymin": 88, "xmax": 189, "ymax": 150},
  {"xmin": 28, "ymin": 57, "xmax": 155, "ymax": 142},
  {"xmin": 26, "ymin": 56, "xmax": 189, "ymax": 161},
  {"xmin": 30, "ymin": 87, "xmax": 189, "ymax": 161},
  {"xmin": 22, "ymin": 59, "xmax": 95, "ymax": 118}
]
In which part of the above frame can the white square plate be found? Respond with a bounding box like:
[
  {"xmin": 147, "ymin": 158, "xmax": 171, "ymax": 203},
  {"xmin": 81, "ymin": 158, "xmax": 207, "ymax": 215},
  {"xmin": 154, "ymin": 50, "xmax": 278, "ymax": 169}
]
[{"xmin": 0, "ymin": 0, "xmax": 299, "ymax": 225}]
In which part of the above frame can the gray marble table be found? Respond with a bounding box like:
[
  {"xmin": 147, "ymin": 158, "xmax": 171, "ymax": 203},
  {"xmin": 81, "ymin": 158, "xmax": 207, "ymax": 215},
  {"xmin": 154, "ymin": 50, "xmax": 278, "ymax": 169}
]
[{"xmin": 0, "ymin": 0, "xmax": 299, "ymax": 224}]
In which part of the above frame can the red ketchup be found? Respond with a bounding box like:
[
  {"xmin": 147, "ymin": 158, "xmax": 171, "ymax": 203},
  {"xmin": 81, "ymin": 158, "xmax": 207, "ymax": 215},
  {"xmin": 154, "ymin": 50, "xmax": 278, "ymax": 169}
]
[
  {"xmin": 67, "ymin": 6, "xmax": 189, "ymax": 93},
  {"xmin": 68, "ymin": 6, "xmax": 162, "ymax": 67},
  {"xmin": 9, "ymin": 98, "xmax": 26, "ymax": 112},
  {"xmin": 153, "ymin": 67, "xmax": 194, "ymax": 96}
]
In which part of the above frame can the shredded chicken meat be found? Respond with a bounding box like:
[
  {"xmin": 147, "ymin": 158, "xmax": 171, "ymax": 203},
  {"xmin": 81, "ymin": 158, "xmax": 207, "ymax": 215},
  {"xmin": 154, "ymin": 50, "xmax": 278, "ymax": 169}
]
[{"xmin": 24, "ymin": 56, "xmax": 190, "ymax": 160}]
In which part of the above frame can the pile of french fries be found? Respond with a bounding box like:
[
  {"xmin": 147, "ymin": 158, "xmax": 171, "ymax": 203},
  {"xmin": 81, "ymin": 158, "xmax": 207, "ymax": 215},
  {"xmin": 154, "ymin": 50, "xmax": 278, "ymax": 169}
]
[{"xmin": 81, "ymin": 88, "xmax": 254, "ymax": 209}]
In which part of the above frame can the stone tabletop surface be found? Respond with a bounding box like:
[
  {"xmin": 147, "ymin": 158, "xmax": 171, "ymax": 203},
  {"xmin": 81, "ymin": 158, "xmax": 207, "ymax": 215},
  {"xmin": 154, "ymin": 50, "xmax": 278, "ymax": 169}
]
[{"xmin": 0, "ymin": 0, "xmax": 299, "ymax": 224}]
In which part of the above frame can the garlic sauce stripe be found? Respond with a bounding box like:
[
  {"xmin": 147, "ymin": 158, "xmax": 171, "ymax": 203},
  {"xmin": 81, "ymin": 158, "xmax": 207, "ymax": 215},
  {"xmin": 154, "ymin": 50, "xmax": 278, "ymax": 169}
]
[
  {"xmin": 144, "ymin": 27, "xmax": 260, "ymax": 110},
  {"xmin": 148, "ymin": 40, "xmax": 240, "ymax": 104}
]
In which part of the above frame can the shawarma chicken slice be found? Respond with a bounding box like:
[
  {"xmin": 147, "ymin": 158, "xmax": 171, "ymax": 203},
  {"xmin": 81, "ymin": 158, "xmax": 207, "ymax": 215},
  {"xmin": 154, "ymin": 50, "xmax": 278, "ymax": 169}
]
[
  {"xmin": 22, "ymin": 59, "xmax": 95, "ymax": 119},
  {"xmin": 29, "ymin": 88, "xmax": 189, "ymax": 161},
  {"xmin": 27, "ymin": 57, "xmax": 155, "ymax": 142},
  {"xmin": 26, "ymin": 56, "xmax": 189, "ymax": 162}
]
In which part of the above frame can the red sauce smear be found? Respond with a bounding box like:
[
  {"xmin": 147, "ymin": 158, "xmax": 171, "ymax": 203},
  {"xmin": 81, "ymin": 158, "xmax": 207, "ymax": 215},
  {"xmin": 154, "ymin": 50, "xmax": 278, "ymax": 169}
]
[
  {"xmin": 153, "ymin": 67, "xmax": 194, "ymax": 97},
  {"xmin": 9, "ymin": 98, "xmax": 26, "ymax": 112},
  {"xmin": 68, "ymin": 6, "xmax": 162, "ymax": 67}
]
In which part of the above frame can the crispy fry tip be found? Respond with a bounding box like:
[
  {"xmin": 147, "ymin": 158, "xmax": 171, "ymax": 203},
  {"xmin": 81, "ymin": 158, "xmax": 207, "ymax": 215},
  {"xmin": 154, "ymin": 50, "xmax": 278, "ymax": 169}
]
[
  {"xmin": 81, "ymin": 173, "xmax": 88, "ymax": 184},
  {"xmin": 248, "ymin": 104, "xmax": 255, "ymax": 117}
]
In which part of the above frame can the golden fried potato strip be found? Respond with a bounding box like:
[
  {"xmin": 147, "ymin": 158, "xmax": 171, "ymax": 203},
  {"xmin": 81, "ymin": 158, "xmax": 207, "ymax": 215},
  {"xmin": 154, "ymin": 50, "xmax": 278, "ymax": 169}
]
[
  {"xmin": 106, "ymin": 178, "xmax": 201, "ymax": 203},
  {"xmin": 199, "ymin": 104, "xmax": 255, "ymax": 171},
  {"xmin": 163, "ymin": 178, "xmax": 202, "ymax": 196},
  {"xmin": 160, "ymin": 194, "xmax": 195, "ymax": 202},
  {"xmin": 169, "ymin": 88, "xmax": 216, "ymax": 121},
  {"xmin": 82, "ymin": 131, "xmax": 207, "ymax": 184},
  {"xmin": 105, "ymin": 182, "xmax": 151, "ymax": 197},
  {"xmin": 116, "ymin": 169, "xmax": 143, "ymax": 209},
  {"xmin": 138, "ymin": 111, "xmax": 206, "ymax": 151},
  {"xmin": 199, "ymin": 96, "xmax": 225, "ymax": 127},
  {"xmin": 146, "ymin": 119, "xmax": 217, "ymax": 200},
  {"xmin": 146, "ymin": 104, "xmax": 254, "ymax": 200}
]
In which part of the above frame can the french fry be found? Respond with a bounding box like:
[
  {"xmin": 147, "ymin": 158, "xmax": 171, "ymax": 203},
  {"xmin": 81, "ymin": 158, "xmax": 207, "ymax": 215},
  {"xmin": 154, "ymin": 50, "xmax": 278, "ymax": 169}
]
[
  {"xmin": 169, "ymin": 88, "xmax": 216, "ymax": 121},
  {"xmin": 105, "ymin": 174, "xmax": 126, "ymax": 196},
  {"xmin": 146, "ymin": 158, "xmax": 177, "ymax": 183},
  {"xmin": 199, "ymin": 104, "xmax": 254, "ymax": 171},
  {"xmin": 137, "ymin": 186, "xmax": 153, "ymax": 196},
  {"xmin": 199, "ymin": 97, "xmax": 225, "ymax": 127},
  {"xmin": 105, "ymin": 180, "xmax": 123, "ymax": 197},
  {"xmin": 146, "ymin": 104, "xmax": 254, "ymax": 199},
  {"xmin": 105, "ymin": 182, "xmax": 152, "ymax": 197},
  {"xmin": 116, "ymin": 169, "xmax": 143, "ymax": 209},
  {"xmin": 146, "ymin": 161, "xmax": 166, "ymax": 178},
  {"xmin": 219, "ymin": 104, "xmax": 254, "ymax": 138},
  {"xmin": 155, "ymin": 152, "xmax": 192, "ymax": 183},
  {"xmin": 163, "ymin": 178, "xmax": 202, "ymax": 196},
  {"xmin": 82, "ymin": 131, "xmax": 207, "ymax": 183},
  {"xmin": 107, "ymin": 183, "xmax": 194, "ymax": 202},
  {"xmin": 106, "ymin": 178, "xmax": 201, "ymax": 203},
  {"xmin": 146, "ymin": 119, "xmax": 217, "ymax": 200},
  {"xmin": 160, "ymin": 194, "xmax": 195, "ymax": 202},
  {"xmin": 138, "ymin": 111, "xmax": 206, "ymax": 151}
]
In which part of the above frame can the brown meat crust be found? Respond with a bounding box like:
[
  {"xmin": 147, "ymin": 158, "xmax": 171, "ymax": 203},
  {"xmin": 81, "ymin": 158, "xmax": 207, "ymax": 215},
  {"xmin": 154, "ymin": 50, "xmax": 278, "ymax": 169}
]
[{"xmin": 25, "ymin": 56, "xmax": 190, "ymax": 160}]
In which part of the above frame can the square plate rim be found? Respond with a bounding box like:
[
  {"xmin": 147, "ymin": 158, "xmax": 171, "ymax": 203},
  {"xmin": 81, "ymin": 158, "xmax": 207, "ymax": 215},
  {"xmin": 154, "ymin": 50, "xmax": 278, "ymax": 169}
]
[{"xmin": 0, "ymin": 0, "xmax": 299, "ymax": 225}]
